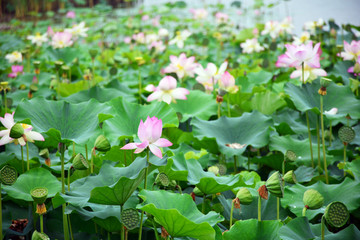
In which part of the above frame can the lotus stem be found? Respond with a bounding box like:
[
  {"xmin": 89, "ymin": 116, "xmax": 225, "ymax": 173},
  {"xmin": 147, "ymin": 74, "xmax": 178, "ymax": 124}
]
[
  {"xmin": 56, "ymin": 70, "xmax": 60, "ymax": 99},
  {"xmin": 258, "ymin": 196, "xmax": 261, "ymax": 221},
  {"xmin": 121, "ymin": 205, "xmax": 124, "ymax": 240},
  {"xmin": 217, "ymin": 102, "xmax": 221, "ymax": 118},
  {"xmin": 0, "ymin": 183, "xmax": 2, "ymax": 240},
  {"xmin": 282, "ymin": 156, "xmax": 285, "ymax": 176},
  {"xmin": 177, "ymin": 182, "xmax": 182, "ymax": 194},
  {"xmin": 60, "ymin": 143, "xmax": 70, "ymax": 240},
  {"xmin": 227, "ymin": 98, "xmax": 231, "ymax": 117},
  {"xmin": 68, "ymin": 214, "xmax": 74, "ymax": 240},
  {"xmin": 151, "ymin": 218, "xmax": 160, "ymax": 240},
  {"xmin": 321, "ymin": 215, "xmax": 325, "ymax": 240},
  {"xmin": 91, "ymin": 147, "xmax": 95, "ymax": 174},
  {"xmin": 108, "ymin": 231, "xmax": 111, "ymax": 240},
  {"xmin": 138, "ymin": 69, "xmax": 142, "ymax": 104},
  {"xmin": 26, "ymin": 141, "xmax": 30, "ymax": 171},
  {"xmin": 230, "ymin": 199, "xmax": 234, "ymax": 227},
  {"xmin": 277, "ymin": 197, "xmax": 280, "ymax": 220},
  {"xmin": 343, "ymin": 144, "xmax": 347, "ymax": 177},
  {"xmin": 21, "ymin": 145, "xmax": 24, "ymax": 173},
  {"xmin": 305, "ymin": 111, "xmax": 314, "ymax": 168},
  {"xmin": 92, "ymin": 59, "xmax": 95, "ymax": 87},
  {"xmin": 320, "ymin": 95, "xmax": 329, "ymax": 184},
  {"xmin": 4, "ymin": 87, "xmax": 7, "ymax": 113},
  {"xmin": 40, "ymin": 214, "xmax": 44, "ymax": 233},
  {"xmin": 68, "ymin": 166, "xmax": 71, "ymax": 192},
  {"xmin": 212, "ymin": 77, "xmax": 216, "ymax": 98},
  {"xmin": 138, "ymin": 149, "xmax": 150, "ymax": 240},
  {"xmin": 316, "ymin": 116, "xmax": 321, "ymax": 167},
  {"xmin": 202, "ymin": 194, "xmax": 206, "ymax": 214},
  {"xmin": 302, "ymin": 207, "xmax": 307, "ymax": 217},
  {"xmin": 233, "ymin": 155, "xmax": 238, "ymax": 173},
  {"xmin": 329, "ymin": 121, "xmax": 332, "ymax": 147}
]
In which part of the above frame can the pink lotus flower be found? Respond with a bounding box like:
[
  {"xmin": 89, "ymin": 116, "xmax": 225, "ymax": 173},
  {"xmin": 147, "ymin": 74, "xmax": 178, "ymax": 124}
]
[
  {"xmin": 189, "ymin": 8, "xmax": 208, "ymax": 20},
  {"xmin": 0, "ymin": 112, "xmax": 45, "ymax": 146},
  {"xmin": 8, "ymin": 65, "xmax": 23, "ymax": 78},
  {"xmin": 164, "ymin": 53, "xmax": 198, "ymax": 79},
  {"xmin": 340, "ymin": 40, "xmax": 360, "ymax": 61},
  {"xmin": 47, "ymin": 26, "xmax": 54, "ymax": 37},
  {"xmin": 276, "ymin": 41, "xmax": 321, "ymax": 68},
  {"xmin": 66, "ymin": 11, "xmax": 76, "ymax": 19},
  {"xmin": 51, "ymin": 32, "xmax": 73, "ymax": 49},
  {"xmin": 141, "ymin": 15, "xmax": 150, "ymax": 21},
  {"xmin": 289, "ymin": 63, "xmax": 327, "ymax": 83},
  {"xmin": 347, "ymin": 55, "xmax": 360, "ymax": 75},
  {"xmin": 146, "ymin": 76, "xmax": 189, "ymax": 104},
  {"xmin": 195, "ymin": 61, "xmax": 228, "ymax": 92},
  {"xmin": 152, "ymin": 16, "xmax": 161, "ymax": 27},
  {"xmin": 121, "ymin": 117, "xmax": 172, "ymax": 158},
  {"xmin": 148, "ymin": 41, "xmax": 166, "ymax": 53},
  {"xmin": 219, "ymin": 71, "xmax": 238, "ymax": 94},
  {"xmin": 132, "ymin": 32, "xmax": 145, "ymax": 44},
  {"xmin": 124, "ymin": 36, "xmax": 132, "ymax": 44},
  {"xmin": 215, "ymin": 12, "xmax": 229, "ymax": 24}
]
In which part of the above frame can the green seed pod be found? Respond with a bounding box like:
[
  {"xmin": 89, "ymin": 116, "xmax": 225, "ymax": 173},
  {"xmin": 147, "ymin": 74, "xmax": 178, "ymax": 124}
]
[
  {"xmin": 89, "ymin": 49, "xmax": 98, "ymax": 59},
  {"xmin": 30, "ymin": 187, "xmax": 48, "ymax": 204},
  {"xmin": 72, "ymin": 153, "xmax": 89, "ymax": 170},
  {"xmin": 208, "ymin": 166, "xmax": 220, "ymax": 176},
  {"xmin": 338, "ymin": 126, "xmax": 355, "ymax": 143},
  {"xmin": 94, "ymin": 135, "xmax": 111, "ymax": 152},
  {"xmin": 193, "ymin": 187, "xmax": 203, "ymax": 196},
  {"xmin": 33, "ymin": 61, "xmax": 41, "ymax": 69},
  {"xmin": 215, "ymin": 163, "xmax": 227, "ymax": 176},
  {"xmin": 0, "ymin": 165, "xmax": 17, "ymax": 185},
  {"xmin": 320, "ymin": 77, "xmax": 332, "ymax": 87},
  {"xmin": 30, "ymin": 83, "xmax": 38, "ymax": 92},
  {"xmin": 10, "ymin": 123, "xmax": 24, "ymax": 139},
  {"xmin": 265, "ymin": 171, "xmax": 284, "ymax": 198},
  {"xmin": 303, "ymin": 189, "xmax": 324, "ymax": 210},
  {"xmin": 54, "ymin": 60, "xmax": 63, "ymax": 71},
  {"xmin": 32, "ymin": 230, "xmax": 50, "ymax": 240},
  {"xmin": 285, "ymin": 150, "xmax": 297, "ymax": 162},
  {"xmin": 39, "ymin": 148, "xmax": 50, "ymax": 159},
  {"xmin": 235, "ymin": 188, "xmax": 253, "ymax": 205},
  {"xmin": 155, "ymin": 172, "xmax": 170, "ymax": 187},
  {"xmin": 283, "ymin": 170, "xmax": 297, "ymax": 184},
  {"xmin": 121, "ymin": 208, "xmax": 139, "ymax": 230},
  {"xmin": 324, "ymin": 201, "xmax": 349, "ymax": 228}
]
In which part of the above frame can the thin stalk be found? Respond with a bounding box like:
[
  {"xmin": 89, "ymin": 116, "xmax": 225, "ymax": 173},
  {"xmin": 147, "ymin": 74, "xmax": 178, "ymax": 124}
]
[
  {"xmin": 108, "ymin": 231, "xmax": 111, "ymax": 240},
  {"xmin": 138, "ymin": 149, "xmax": 150, "ymax": 240},
  {"xmin": 302, "ymin": 62, "xmax": 305, "ymax": 84},
  {"xmin": 40, "ymin": 214, "xmax": 44, "ymax": 233},
  {"xmin": 227, "ymin": 98, "xmax": 231, "ymax": 117},
  {"xmin": 343, "ymin": 144, "xmax": 347, "ymax": 176},
  {"xmin": 60, "ymin": 144, "xmax": 70, "ymax": 240},
  {"xmin": 320, "ymin": 95, "xmax": 329, "ymax": 184},
  {"xmin": 21, "ymin": 146, "xmax": 24, "ymax": 173},
  {"xmin": 277, "ymin": 197, "xmax": 280, "ymax": 220},
  {"xmin": 56, "ymin": 70, "xmax": 61, "ymax": 99},
  {"xmin": 68, "ymin": 214, "xmax": 74, "ymax": 240},
  {"xmin": 4, "ymin": 88, "xmax": 7, "ymax": 113},
  {"xmin": 306, "ymin": 112, "xmax": 314, "ymax": 168},
  {"xmin": 217, "ymin": 102, "xmax": 221, "ymax": 118},
  {"xmin": 233, "ymin": 155, "xmax": 238, "ymax": 173},
  {"xmin": 0, "ymin": 183, "xmax": 2, "ymax": 240},
  {"xmin": 329, "ymin": 121, "xmax": 332, "ymax": 147},
  {"xmin": 91, "ymin": 148, "xmax": 95, "ymax": 174},
  {"xmin": 202, "ymin": 194, "xmax": 206, "ymax": 213},
  {"xmin": 282, "ymin": 157, "xmax": 285, "ymax": 176},
  {"xmin": 121, "ymin": 204, "xmax": 124, "ymax": 240},
  {"xmin": 258, "ymin": 196, "xmax": 261, "ymax": 221},
  {"xmin": 151, "ymin": 218, "xmax": 160, "ymax": 240},
  {"xmin": 92, "ymin": 59, "xmax": 95, "ymax": 87},
  {"xmin": 138, "ymin": 68, "xmax": 142, "ymax": 104},
  {"xmin": 230, "ymin": 200, "xmax": 234, "ymax": 227},
  {"xmin": 302, "ymin": 207, "xmax": 307, "ymax": 216},
  {"xmin": 321, "ymin": 216, "xmax": 325, "ymax": 240},
  {"xmin": 316, "ymin": 116, "xmax": 321, "ymax": 167},
  {"xmin": 67, "ymin": 166, "xmax": 71, "ymax": 192},
  {"xmin": 26, "ymin": 142, "xmax": 30, "ymax": 171},
  {"xmin": 177, "ymin": 182, "xmax": 182, "ymax": 194}
]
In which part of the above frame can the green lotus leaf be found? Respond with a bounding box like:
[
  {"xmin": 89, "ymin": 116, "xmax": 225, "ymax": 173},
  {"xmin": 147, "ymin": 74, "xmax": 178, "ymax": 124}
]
[
  {"xmin": 192, "ymin": 111, "xmax": 273, "ymax": 157},
  {"xmin": 272, "ymin": 109, "xmax": 309, "ymax": 134},
  {"xmin": 137, "ymin": 190, "xmax": 224, "ymax": 240},
  {"xmin": 223, "ymin": 219, "xmax": 282, "ymax": 240},
  {"xmin": 278, "ymin": 216, "xmax": 316, "ymax": 240},
  {"xmin": 285, "ymin": 80, "xmax": 360, "ymax": 118},
  {"xmin": 240, "ymin": 70, "xmax": 273, "ymax": 93},
  {"xmin": 314, "ymin": 224, "xmax": 360, "ymax": 240},
  {"xmin": 344, "ymin": 159, "xmax": 360, "ymax": 180},
  {"xmin": 3, "ymin": 168, "xmax": 61, "ymax": 202},
  {"xmin": 102, "ymin": 97, "xmax": 179, "ymax": 144},
  {"xmin": 157, "ymin": 153, "xmax": 189, "ymax": 182},
  {"xmin": 169, "ymin": 90, "xmax": 217, "ymax": 122},
  {"xmin": 14, "ymin": 97, "xmax": 109, "ymax": 144},
  {"xmin": 251, "ymin": 90, "xmax": 286, "ymax": 115},
  {"xmin": 281, "ymin": 178, "xmax": 360, "ymax": 220}
]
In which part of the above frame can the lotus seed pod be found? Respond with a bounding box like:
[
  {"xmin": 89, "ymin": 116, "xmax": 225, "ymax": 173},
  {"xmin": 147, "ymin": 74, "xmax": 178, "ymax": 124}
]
[
  {"xmin": 236, "ymin": 188, "xmax": 253, "ymax": 205},
  {"xmin": 0, "ymin": 165, "xmax": 18, "ymax": 185},
  {"xmin": 324, "ymin": 201, "xmax": 349, "ymax": 228},
  {"xmin": 89, "ymin": 49, "xmax": 98, "ymax": 59},
  {"xmin": 218, "ymin": 88, "xmax": 228, "ymax": 97},
  {"xmin": 338, "ymin": 126, "xmax": 355, "ymax": 143},
  {"xmin": 121, "ymin": 208, "xmax": 139, "ymax": 230},
  {"xmin": 303, "ymin": 189, "xmax": 324, "ymax": 210},
  {"xmin": 39, "ymin": 148, "xmax": 49, "ymax": 159},
  {"xmin": 30, "ymin": 187, "xmax": 48, "ymax": 204},
  {"xmin": 283, "ymin": 170, "xmax": 297, "ymax": 184},
  {"xmin": 94, "ymin": 135, "xmax": 111, "ymax": 152},
  {"xmin": 285, "ymin": 150, "xmax": 297, "ymax": 162},
  {"xmin": 32, "ymin": 230, "xmax": 50, "ymax": 240},
  {"xmin": 9, "ymin": 123, "xmax": 24, "ymax": 139},
  {"xmin": 265, "ymin": 171, "xmax": 284, "ymax": 198},
  {"xmin": 72, "ymin": 153, "xmax": 89, "ymax": 170},
  {"xmin": 54, "ymin": 60, "xmax": 63, "ymax": 71},
  {"xmin": 193, "ymin": 187, "xmax": 203, "ymax": 196},
  {"xmin": 215, "ymin": 163, "xmax": 227, "ymax": 175},
  {"xmin": 208, "ymin": 166, "xmax": 220, "ymax": 176},
  {"xmin": 155, "ymin": 172, "xmax": 170, "ymax": 187},
  {"xmin": 320, "ymin": 77, "xmax": 332, "ymax": 87}
]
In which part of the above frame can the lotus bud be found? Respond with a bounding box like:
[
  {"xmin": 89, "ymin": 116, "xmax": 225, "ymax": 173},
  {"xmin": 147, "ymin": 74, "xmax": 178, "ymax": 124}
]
[
  {"xmin": 54, "ymin": 60, "xmax": 63, "ymax": 71},
  {"xmin": 32, "ymin": 230, "xmax": 50, "ymax": 240},
  {"xmin": 215, "ymin": 163, "xmax": 227, "ymax": 175},
  {"xmin": 193, "ymin": 186, "xmax": 203, "ymax": 196},
  {"xmin": 72, "ymin": 153, "xmax": 89, "ymax": 170},
  {"xmin": 94, "ymin": 135, "xmax": 111, "ymax": 152},
  {"xmin": 208, "ymin": 166, "xmax": 220, "ymax": 176},
  {"xmin": 39, "ymin": 148, "xmax": 51, "ymax": 167},
  {"xmin": 30, "ymin": 83, "xmax": 38, "ymax": 92},
  {"xmin": 324, "ymin": 201, "xmax": 349, "ymax": 228},
  {"xmin": 0, "ymin": 165, "xmax": 18, "ymax": 185},
  {"xmin": 283, "ymin": 170, "xmax": 297, "ymax": 184},
  {"xmin": 265, "ymin": 171, "xmax": 284, "ymax": 198},
  {"xmin": 303, "ymin": 189, "xmax": 324, "ymax": 210},
  {"xmin": 285, "ymin": 150, "xmax": 297, "ymax": 162},
  {"xmin": 155, "ymin": 172, "xmax": 170, "ymax": 187},
  {"xmin": 89, "ymin": 48, "xmax": 98, "ymax": 59},
  {"xmin": 338, "ymin": 126, "xmax": 355, "ymax": 144},
  {"xmin": 10, "ymin": 123, "xmax": 24, "ymax": 139},
  {"xmin": 236, "ymin": 188, "xmax": 253, "ymax": 205},
  {"xmin": 121, "ymin": 208, "xmax": 139, "ymax": 230}
]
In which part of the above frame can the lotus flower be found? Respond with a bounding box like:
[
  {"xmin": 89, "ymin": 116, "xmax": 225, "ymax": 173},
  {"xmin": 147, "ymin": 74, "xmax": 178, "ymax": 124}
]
[
  {"xmin": 261, "ymin": 21, "xmax": 280, "ymax": 39},
  {"xmin": 0, "ymin": 112, "xmax": 45, "ymax": 146},
  {"xmin": 27, "ymin": 32, "xmax": 48, "ymax": 47},
  {"xmin": 121, "ymin": 117, "xmax": 172, "ymax": 158},
  {"xmin": 275, "ymin": 41, "xmax": 321, "ymax": 68},
  {"xmin": 240, "ymin": 38, "xmax": 264, "ymax": 54},
  {"xmin": 5, "ymin": 51, "xmax": 22, "ymax": 63},
  {"xmin": 347, "ymin": 55, "xmax": 360, "ymax": 75},
  {"xmin": 215, "ymin": 12, "xmax": 229, "ymax": 24},
  {"xmin": 132, "ymin": 32, "xmax": 146, "ymax": 44},
  {"xmin": 189, "ymin": 9, "xmax": 208, "ymax": 20},
  {"xmin": 293, "ymin": 32, "xmax": 311, "ymax": 45},
  {"xmin": 164, "ymin": 53, "xmax": 198, "ymax": 79},
  {"xmin": 278, "ymin": 17, "xmax": 294, "ymax": 35},
  {"xmin": 195, "ymin": 61, "xmax": 228, "ymax": 92},
  {"xmin": 51, "ymin": 32, "xmax": 73, "ymax": 49},
  {"xmin": 289, "ymin": 63, "xmax": 327, "ymax": 83},
  {"xmin": 66, "ymin": 11, "xmax": 76, "ymax": 19},
  {"xmin": 168, "ymin": 30, "xmax": 191, "ymax": 48},
  {"xmin": 219, "ymin": 71, "xmax": 238, "ymax": 94},
  {"xmin": 340, "ymin": 40, "xmax": 360, "ymax": 61},
  {"xmin": 8, "ymin": 65, "xmax": 24, "ymax": 78},
  {"xmin": 65, "ymin": 22, "xmax": 89, "ymax": 39},
  {"xmin": 146, "ymin": 76, "xmax": 189, "ymax": 104}
]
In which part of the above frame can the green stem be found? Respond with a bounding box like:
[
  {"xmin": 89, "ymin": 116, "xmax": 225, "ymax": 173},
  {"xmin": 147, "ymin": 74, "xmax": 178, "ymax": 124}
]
[
  {"xmin": 138, "ymin": 149, "xmax": 150, "ymax": 240},
  {"xmin": 230, "ymin": 200, "xmax": 234, "ymax": 227},
  {"xmin": 68, "ymin": 214, "xmax": 74, "ymax": 240},
  {"xmin": 68, "ymin": 166, "xmax": 71, "ymax": 192},
  {"xmin": 91, "ymin": 148, "xmax": 95, "ymax": 174},
  {"xmin": 320, "ymin": 95, "xmax": 329, "ymax": 184},
  {"xmin": 26, "ymin": 141, "xmax": 30, "ymax": 171},
  {"xmin": 302, "ymin": 207, "xmax": 307, "ymax": 217},
  {"xmin": 4, "ymin": 88, "xmax": 7, "ymax": 113},
  {"xmin": 282, "ymin": 158, "xmax": 285, "ymax": 177},
  {"xmin": 108, "ymin": 231, "xmax": 111, "ymax": 240},
  {"xmin": 227, "ymin": 97, "xmax": 231, "ymax": 117},
  {"xmin": 277, "ymin": 197, "xmax": 280, "ymax": 220},
  {"xmin": 21, "ymin": 145, "xmax": 24, "ymax": 173},
  {"xmin": 343, "ymin": 144, "xmax": 347, "ymax": 177},
  {"xmin": 121, "ymin": 205, "xmax": 124, "ymax": 240},
  {"xmin": 329, "ymin": 121, "xmax": 332, "ymax": 147},
  {"xmin": 60, "ymin": 143, "xmax": 70, "ymax": 240},
  {"xmin": 321, "ymin": 216, "xmax": 325, "ymax": 240},
  {"xmin": 316, "ymin": 116, "xmax": 321, "ymax": 168},
  {"xmin": 258, "ymin": 196, "xmax": 261, "ymax": 221},
  {"xmin": 302, "ymin": 62, "xmax": 305, "ymax": 84},
  {"xmin": 40, "ymin": 214, "xmax": 44, "ymax": 233},
  {"xmin": 92, "ymin": 59, "xmax": 95, "ymax": 87},
  {"xmin": 305, "ymin": 111, "xmax": 314, "ymax": 168},
  {"xmin": 138, "ymin": 68, "xmax": 142, "ymax": 104},
  {"xmin": 56, "ymin": 70, "xmax": 60, "ymax": 99},
  {"xmin": 233, "ymin": 155, "xmax": 237, "ymax": 173},
  {"xmin": 151, "ymin": 218, "xmax": 160, "ymax": 240},
  {"xmin": 0, "ymin": 183, "xmax": 2, "ymax": 240},
  {"xmin": 177, "ymin": 182, "xmax": 182, "ymax": 194},
  {"xmin": 202, "ymin": 194, "xmax": 206, "ymax": 214},
  {"xmin": 217, "ymin": 102, "xmax": 221, "ymax": 118}
]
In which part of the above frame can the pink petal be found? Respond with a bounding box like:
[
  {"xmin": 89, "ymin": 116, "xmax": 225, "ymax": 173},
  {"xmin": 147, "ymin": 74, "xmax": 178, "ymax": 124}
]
[
  {"xmin": 147, "ymin": 91, "xmax": 162, "ymax": 102},
  {"xmin": 149, "ymin": 144, "xmax": 162, "ymax": 158},
  {"xmin": 121, "ymin": 143, "xmax": 138, "ymax": 150},
  {"xmin": 153, "ymin": 138, "xmax": 173, "ymax": 148},
  {"xmin": 290, "ymin": 69, "xmax": 302, "ymax": 79},
  {"xmin": 0, "ymin": 129, "xmax": 9, "ymax": 137},
  {"xmin": 159, "ymin": 76, "xmax": 177, "ymax": 90},
  {"xmin": 150, "ymin": 119, "xmax": 162, "ymax": 142},
  {"xmin": 0, "ymin": 113, "xmax": 15, "ymax": 129},
  {"xmin": 25, "ymin": 131, "xmax": 45, "ymax": 142},
  {"xmin": 134, "ymin": 147, "xmax": 146, "ymax": 154},
  {"xmin": 294, "ymin": 50, "xmax": 307, "ymax": 62},
  {"xmin": 0, "ymin": 135, "xmax": 13, "ymax": 146},
  {"xmin": 136, "ymin": 140, "xmax": 149, "ymax": 149},
  {"xmin": 137, "ymin": 120, "xmax": 147, "ymax": 142},
  {"xmin": 171, "ymin": 88, "xmax": 189, "ymax": 100}
]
